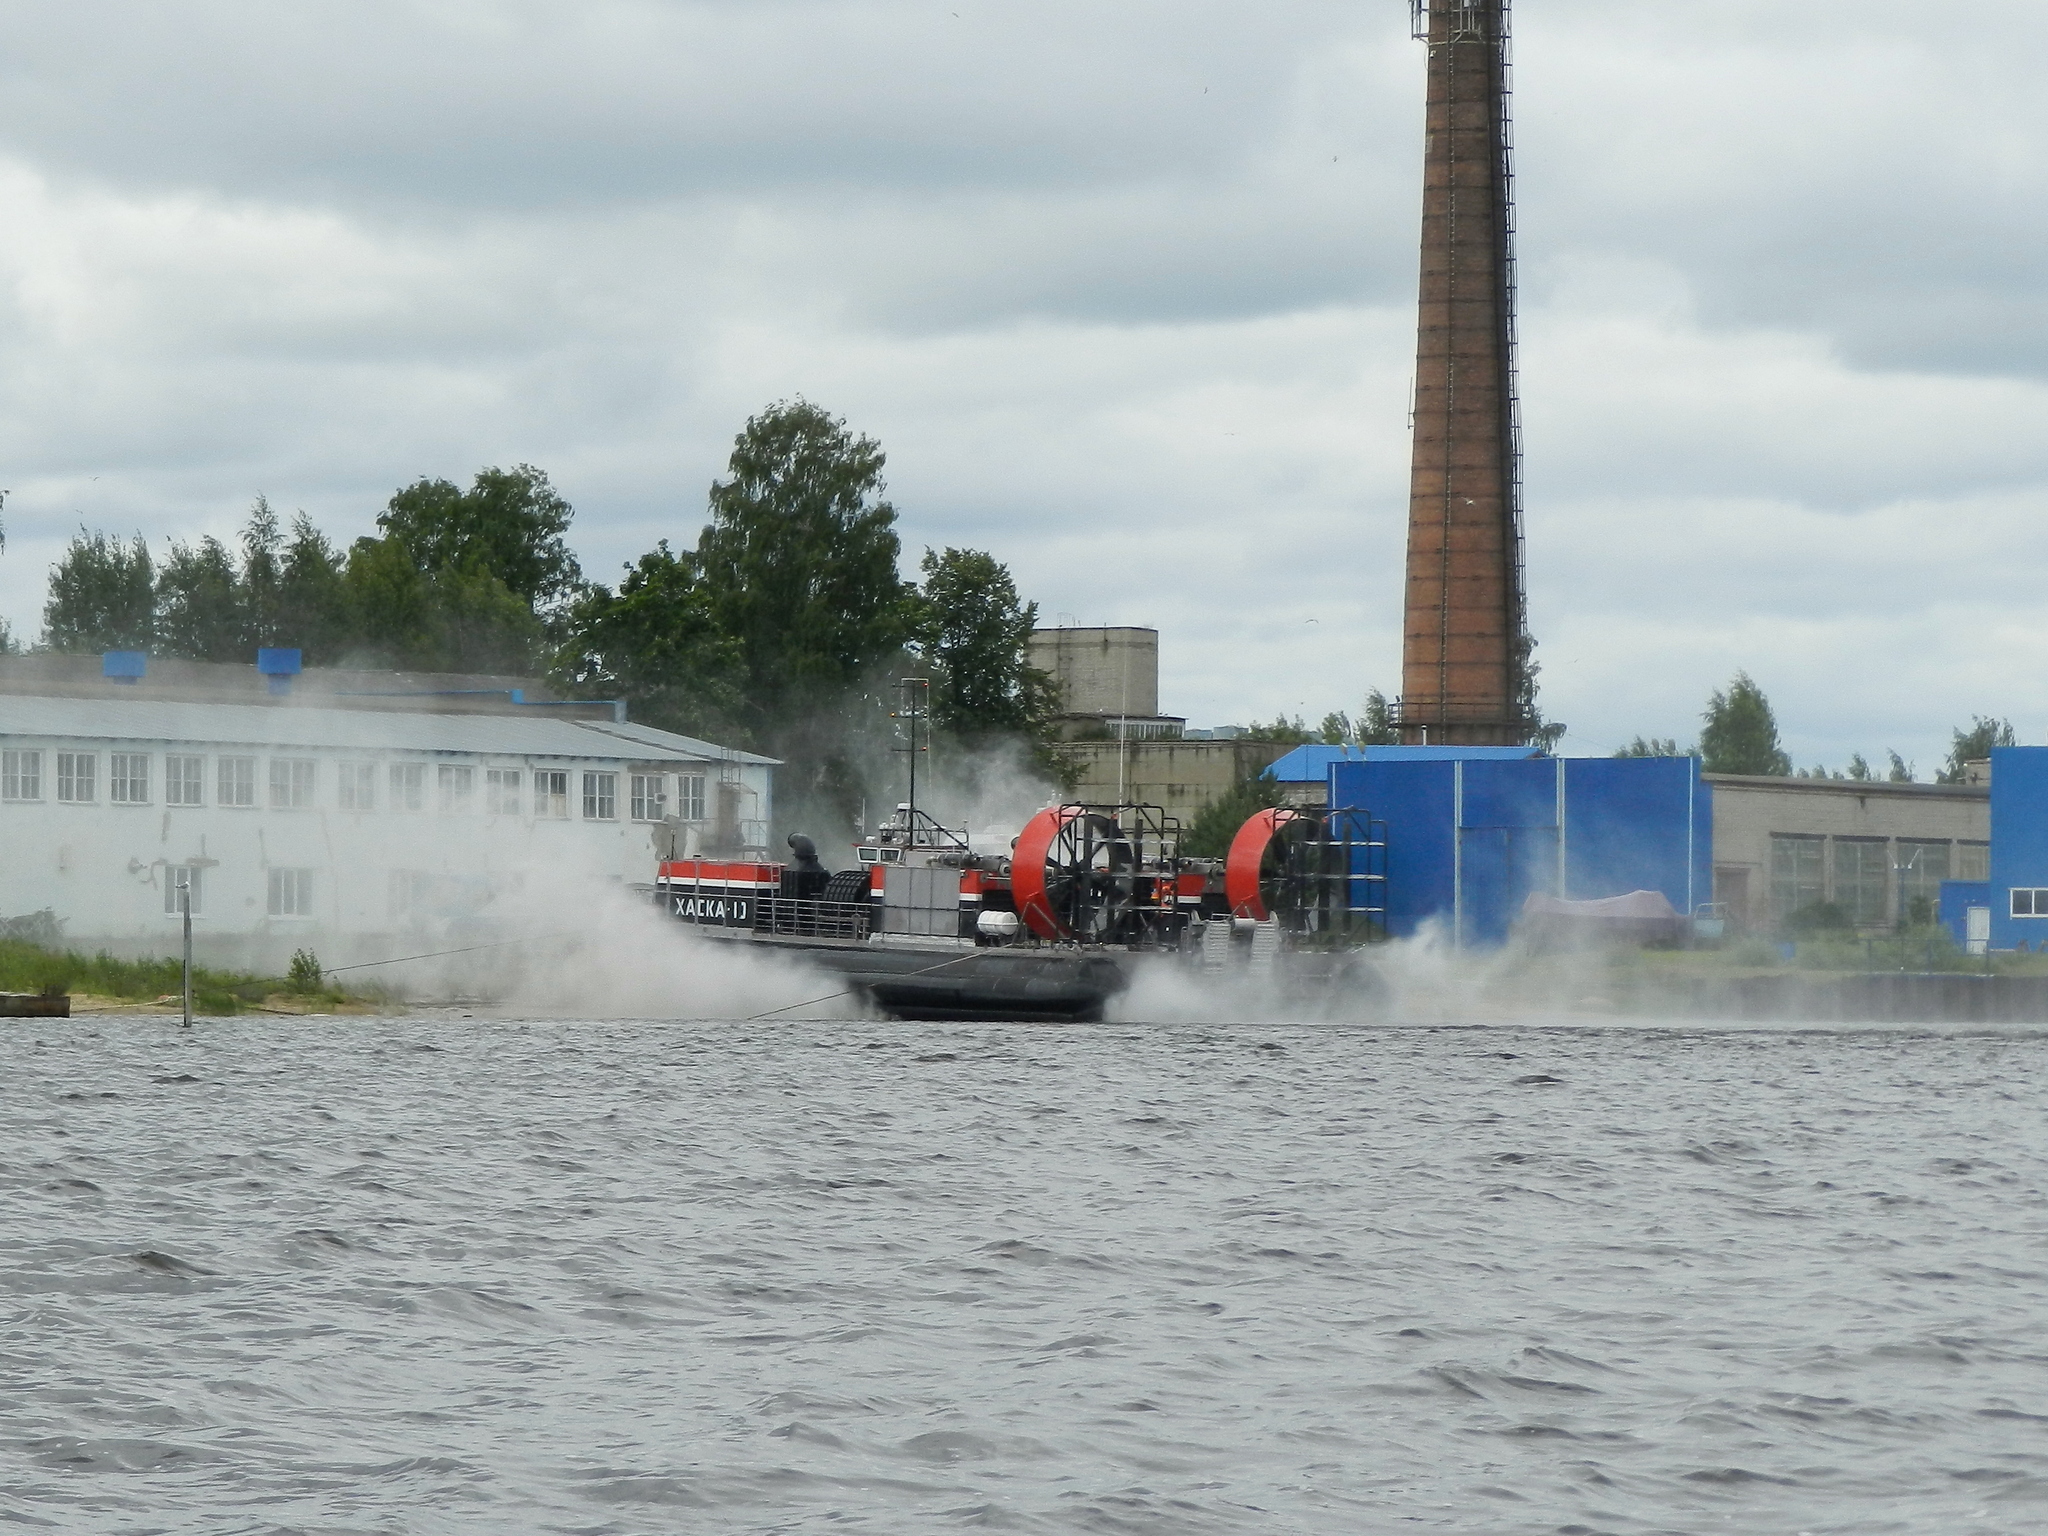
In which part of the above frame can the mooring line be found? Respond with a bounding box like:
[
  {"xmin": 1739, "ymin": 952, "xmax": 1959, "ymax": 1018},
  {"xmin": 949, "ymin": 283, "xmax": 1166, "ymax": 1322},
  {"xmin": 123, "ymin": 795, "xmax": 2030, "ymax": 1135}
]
[
  {"xmin": 320, "ymin": 938, "xmax": 536, "ymax": 976},
  {"xmin": 745, "ymin": 948, "xmax": 989, "ymax": 1022}
]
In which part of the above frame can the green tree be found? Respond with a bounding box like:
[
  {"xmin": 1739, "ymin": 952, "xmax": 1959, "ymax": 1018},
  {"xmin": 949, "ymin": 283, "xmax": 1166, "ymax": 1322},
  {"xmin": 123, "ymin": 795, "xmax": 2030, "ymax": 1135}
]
[
  {"xmin": 43, "ymin": 531, "xmax": 156, "ymax": 651},
  {"xmin": 1359, "ymin": 689, "xmax": 1401, "ymax": 745},
  {"xmin": 1699, "ymin": 672, "xmax": 1791, "ymax": 776},
  {"xmin": 1616, "ymin": 736, "xmax": 1685, "ymax": 758},
  {"xmin": 1315, "ymin": 690, "xmax": 1401, "ymax": 746},
  {"xmin": 554, "ymin": 541, "xmax": 745, "ymax": 737},
  {"xmin": 914, "ymin": 547, "xmax": 1055, "ymax": 742},
  {"xmin": 154, "ymin": 537, "xmax": 246, "ymax": 660},
  {"xmin": 1181, "ymin": 765, "xmax": 1288, "ymax": 858},
  {"xmin": 240, "ymin": 496, "xmax": 286, "ymax": 647},
  {"xmin": 278, "ymin": 513, "xmax": 351, "ymax": 662},
  {"xmin": 694, "ymin": 401, "xmax": 917, "ymax": 744},
  {"xmin": 337, "ymin": 535, "xmax": 437, "ymax": 666},
  {"xmin": 378, "ymin": 465, "xmax": 584, "ymax": 622},
  {"xmin": 1245, "ymin": 715, "xmax": 1316, "ymax": 745},
  {"xmin": 340, "ymin": 534, "xmax": 540, "ymax": 674},
  {"xmin": 1938, "ymin": 716, "xmax": 2014, "ymax": 783},
  {"xmin": 1887, "ymin": 750, "xmax": 1914, "ymax": 784},
  {"xmin": 1514, "ymin": 632, "xmax": 1567, "ymax": 750}
]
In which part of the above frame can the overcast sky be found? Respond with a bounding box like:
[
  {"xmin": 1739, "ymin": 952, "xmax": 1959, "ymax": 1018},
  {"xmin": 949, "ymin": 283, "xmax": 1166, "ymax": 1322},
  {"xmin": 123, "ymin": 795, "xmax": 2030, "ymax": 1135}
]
[{"xmin": 0, "ymin": 0, "xmax": 2042, "ymax": 771}]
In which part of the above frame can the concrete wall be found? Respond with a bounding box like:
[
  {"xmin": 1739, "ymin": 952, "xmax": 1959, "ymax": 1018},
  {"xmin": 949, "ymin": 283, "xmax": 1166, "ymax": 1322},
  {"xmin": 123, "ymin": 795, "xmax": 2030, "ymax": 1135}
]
[
  {"xmin": 1058, "ymin": 739, "xmax": 1290, "ymax": 826},
  {"xmin": 1028, "ymin": 627, "xmax": 1159, "ymax": 719},
  {"xmin": 1707, "ymin": 774, "xmax": 1988, "ymax": 932}
]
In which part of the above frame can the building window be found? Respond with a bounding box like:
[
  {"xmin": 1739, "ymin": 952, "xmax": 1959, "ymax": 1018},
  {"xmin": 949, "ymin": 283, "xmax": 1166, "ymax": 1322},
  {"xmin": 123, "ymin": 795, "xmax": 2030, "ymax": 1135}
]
[
  {"xmin": 267, "ymin": 868, "xmax": 314, "ymax": 917},
  {"xmin": 2012, "ymin": 889, "xmax": 2048, "ymax": 918},
  {"xmin": 1958, "ymin": 843, "xmax": 1990, "ymax": 883},
  {"xmin": 109, "ymin": 753, "xmax": 150, "ymax": 804},
  {"xmin": 2, "ymin": 749, "xmax": 42, "ymax": 801},
  {"xmin": 1834, "ymin": 839, "xmax": 1889, "ymax": 928},
  {"xmin": 486, "ymin": 769, "xmax": 521, "ymax": 816},
  {"xmin": 536, "ymin": 770, "xmax": 569, "ymax": 819},
  {"xmin": 338, "ymin": 761, "xmax": 377, "ymax": 811},
  {"xmin": 437, "ymin": 764, "xmax": 475, "ymax": 813},
  {"xmin": 630, "ymin": 773, "xmax": 666, "ymax": 821},
  {"xmin": 270, "ymin": 758, "xmax": 316, "ymax": 809},
  {"xmin": 57, "ymin": 752, "xmax": 97, "ymax": 804},
  {"xmin": 388, "ymin": 870, "xmax": 434, "ymax": 919},
  {"xmin": 390, "ymin": 763, "xmax": 426, "ymax": 811},
  {"xmin": 1769, "ymin": 835, "xmax": 1825, "ymax": 924},
  {"xmin": 677, "ymin": 773, "xmax": 707, "ymax": 822},
  {"xmin": 163, "ymin": 866, "xmax": 203, "ymax": 916},
  {"xmin": 166, "ymin": 754, "xmax": 204, "ymax": 806},
  {"xmin": 1895, "ymin": 841, "xmax": 1950, "ymax": 926},
  {"xmin": 582, "ymin": 771, "xmax": 617, "ymax": 821},
  {"xmin": 218, "ymin": 756, "xmax": 256, "ymax": 808}
]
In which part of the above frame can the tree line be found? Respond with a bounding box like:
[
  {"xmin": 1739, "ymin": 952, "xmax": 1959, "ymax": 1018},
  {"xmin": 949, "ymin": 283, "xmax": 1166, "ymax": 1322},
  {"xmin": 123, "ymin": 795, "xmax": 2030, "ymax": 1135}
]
[
  {"xmin": 25, "ymin": 401, "xmax": 1058, "ymax": 831},
  {"xmin": 1619, "ymin": 670, "xmax": 2013, "ymax": 785}
]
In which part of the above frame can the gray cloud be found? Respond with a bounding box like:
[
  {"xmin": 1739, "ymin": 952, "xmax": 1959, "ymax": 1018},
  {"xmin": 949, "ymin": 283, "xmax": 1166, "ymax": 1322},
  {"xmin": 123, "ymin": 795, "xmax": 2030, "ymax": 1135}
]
[{"xmin": 0, "ymin": 0, "xmax": 2041, "ymax": 778}]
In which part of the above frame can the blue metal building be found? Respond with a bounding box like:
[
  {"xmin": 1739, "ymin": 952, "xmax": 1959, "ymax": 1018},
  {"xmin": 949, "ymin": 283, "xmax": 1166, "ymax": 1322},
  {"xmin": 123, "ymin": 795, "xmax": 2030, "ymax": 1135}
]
[
  {"xmin": 1983, "ymin": 746, "xmax": 2048, "ymax": 951},
  {"xmin": 1264, "ymin": 743, "xmax": 1542, "ymax": 800},
  {"xmin": 1316, "ymin": 754, "xmax": 1712, "ymax": 947}
]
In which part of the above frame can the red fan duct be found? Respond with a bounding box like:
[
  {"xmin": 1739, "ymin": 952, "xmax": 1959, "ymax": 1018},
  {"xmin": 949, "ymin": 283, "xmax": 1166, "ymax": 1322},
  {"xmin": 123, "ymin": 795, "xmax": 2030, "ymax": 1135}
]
[
  {"xmin": 1224, "ymin": 807, "xmax": 1302, "ymax": 921},
  {"xmin": 1012, "ymin": 806, "xmax": 1082, "ymax": 940}
]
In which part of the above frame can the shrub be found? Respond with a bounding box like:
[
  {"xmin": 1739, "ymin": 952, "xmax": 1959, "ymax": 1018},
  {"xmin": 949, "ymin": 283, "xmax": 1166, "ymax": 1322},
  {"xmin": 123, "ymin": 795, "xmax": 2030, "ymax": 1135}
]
[{"xmin": 287, "ymin": 949, "xmax": 323, "ymax": 993}]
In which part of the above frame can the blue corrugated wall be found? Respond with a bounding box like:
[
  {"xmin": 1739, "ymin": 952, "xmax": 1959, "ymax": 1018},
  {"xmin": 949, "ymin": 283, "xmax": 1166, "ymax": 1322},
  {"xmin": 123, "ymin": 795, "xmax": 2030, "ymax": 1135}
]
[
  {"xmin": 1328, "ymin": 756, "xmax": 1710, "ymax": 948},
  {"xmin": 1939, "ymin": 880, "xmax": 1990, "ymax": 948},
  {"xmin": 1987, "ymin": 747, "xmax": 2048, "ymax": 950}
]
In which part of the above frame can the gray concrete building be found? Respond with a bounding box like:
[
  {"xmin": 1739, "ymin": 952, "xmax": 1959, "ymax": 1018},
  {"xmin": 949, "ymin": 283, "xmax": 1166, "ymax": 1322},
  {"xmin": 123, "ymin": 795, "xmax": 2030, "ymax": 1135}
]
[
  {"xmin": 1057, "ymin": 737, "xmax": 1290, "ymax": 828},
  {"xmin": 1028, "ymin": 626, "xmax": 1183, "ymax": 741},
  {"xmin": 1705, "ymin": 773, "xmax": 1988, "ymax": 932}
]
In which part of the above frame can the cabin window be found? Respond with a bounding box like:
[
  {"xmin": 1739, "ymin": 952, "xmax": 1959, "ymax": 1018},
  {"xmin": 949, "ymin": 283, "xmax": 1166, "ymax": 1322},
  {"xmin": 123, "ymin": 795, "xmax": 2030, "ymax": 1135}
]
[
  {"xmin": 163, "ymin": 866, "xmax": 203, "ymax": 916},
  {"xmin": 166, "ymin": 754, "xmax": 204, "ymax": 806},
  {"xmin": 337, "ymin": 761, "xmax": 377, "ymax": 811},
  {"xmin": 218, "ymin": 756, "xmax": 256, "ymax": 808},
  {"xmin": 630, "ymin": 773, "xmax": 666, "ymax": 821},
  {"xmin": 268, "ymin": 868, "xmax": 314, "ymax": 917},
  {"xmin": 1833, "ymin": 839, "xmax": 1889, "ymax": 928},
  {"xmin": 110, "ymin": 753, "xmax": 150, "ymax": 804},
  {"xmin": 270, "ymin": 758, "xmax": 316, "ymax": 809},
  {"xmin": 487, "ymin": 769, "xmax": 522, "ymax": 816},
  {"xmin": 1895, "ymin": 841, "xmax": 1950, "ymax": 925},
  {"xmin": 437, "ymin": 764, "xmax": 475, "ymax": 814},
  {"xmin": 1769, "ymin": 835, "xmax": 1824, "ymax": 923},
  {"xmin": 536, "ymin": 770, "xmax": 570, "ymax": 819},
  {"xmin": 677, "ymin": 774, "xmax": 707, "ymax": 822},
  {"xmin": 2, "ymin": 749, "xmax": 43, "ymax": 801},
  {"xmin": 57, "ymin": 752, "xmax": 97, "ymax": 804},
  {"xmin": 390, "ymin": 763, "xmax": 425, "ymax": 811}
]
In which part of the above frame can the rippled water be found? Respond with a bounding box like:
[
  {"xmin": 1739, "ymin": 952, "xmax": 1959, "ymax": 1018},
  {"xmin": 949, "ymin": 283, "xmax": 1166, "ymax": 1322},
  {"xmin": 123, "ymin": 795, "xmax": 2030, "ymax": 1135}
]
[{"xmin": 6, "ymin": 1016, "xmax": 2048, "ymax": 1534}]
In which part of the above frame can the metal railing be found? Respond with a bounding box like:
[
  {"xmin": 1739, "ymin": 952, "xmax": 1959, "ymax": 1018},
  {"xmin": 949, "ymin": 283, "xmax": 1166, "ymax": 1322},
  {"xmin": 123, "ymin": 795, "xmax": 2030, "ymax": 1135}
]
[{"xmin": 754, "ymin": 897, "xmax": 873, "ymax": 941}]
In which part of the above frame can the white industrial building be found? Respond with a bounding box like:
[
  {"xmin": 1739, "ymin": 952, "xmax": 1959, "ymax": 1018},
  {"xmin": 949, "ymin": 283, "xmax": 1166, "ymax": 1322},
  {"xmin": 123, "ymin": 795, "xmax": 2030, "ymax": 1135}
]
[{"xmin": 0, "ymin": 654, "xmax": 775, "ymax": 968}]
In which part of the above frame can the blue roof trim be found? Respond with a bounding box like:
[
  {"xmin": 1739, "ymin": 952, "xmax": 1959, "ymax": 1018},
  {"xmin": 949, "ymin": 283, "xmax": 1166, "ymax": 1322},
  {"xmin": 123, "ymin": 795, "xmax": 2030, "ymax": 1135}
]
[{"xmin": 1264, "ymin": 743, "xmax": 1545, "ymax": 780}]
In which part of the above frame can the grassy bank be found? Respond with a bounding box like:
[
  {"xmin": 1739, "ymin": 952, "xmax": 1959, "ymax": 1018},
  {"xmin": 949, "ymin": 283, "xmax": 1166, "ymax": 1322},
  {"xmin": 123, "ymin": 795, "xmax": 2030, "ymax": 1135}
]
[{"xmin": 0, "ymin": 939, "xmax": 361, "ymax": 1014}]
